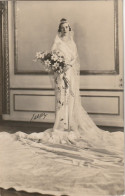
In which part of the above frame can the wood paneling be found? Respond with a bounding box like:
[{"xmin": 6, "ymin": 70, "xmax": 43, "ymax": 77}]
[
  {"xmin": 2, "ymin": 89, "xmax": 123, "ymax": 126},
  {"xmin": 14, "ymin": 93, "xmax": 120, "ymax": 116},
  {"xmin": 13, "ymin": 0, "xmax": 118, "ymax": 75},
  {"xmin": 14, "ymin": 94, "xmax": 55, "ymax": 112},
  {"xmin": 81, "ymin": 96, "xmax": 119, "ymax": 115}
]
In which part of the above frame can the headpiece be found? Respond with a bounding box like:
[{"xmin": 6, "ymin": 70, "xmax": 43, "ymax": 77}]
[{"xmin": 59, "ymin": 18, "xmax": 69, "ymax": 25}]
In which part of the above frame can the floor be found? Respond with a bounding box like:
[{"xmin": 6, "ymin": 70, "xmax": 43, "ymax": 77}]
[
  {"xmin": 0, "ymin": 119, "xmax": 124, "ymax": 196},
  {"xmin": 0, "ymin": 119, "xmax": 123, "ymax": 134}
]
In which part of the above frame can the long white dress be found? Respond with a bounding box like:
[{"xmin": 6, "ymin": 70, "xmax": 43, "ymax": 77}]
[
  {"xmin": 13, "ymin": 33, "xmax": 124, "ymax": 154},
  {"xmin": 0, "ymin": 33, "xmax": 124, "ymax": 196}
]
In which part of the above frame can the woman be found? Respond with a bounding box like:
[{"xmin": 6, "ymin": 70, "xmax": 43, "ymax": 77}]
[
  {"xmin": 52, "ymin": 18, "xmax": 97, "ymax": 135},
  {"xmin": 15, "ymin": 18, "xmax": 123, "ymax": 150}
]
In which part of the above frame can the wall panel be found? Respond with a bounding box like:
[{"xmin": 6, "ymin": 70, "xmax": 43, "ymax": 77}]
[
  {"xmin": 14, "ymin": 94, "xmax": 55, "ymax": 112},
  {"xmin": 2, "ymin": 89, "xmax": 123, "ymax": 127}
]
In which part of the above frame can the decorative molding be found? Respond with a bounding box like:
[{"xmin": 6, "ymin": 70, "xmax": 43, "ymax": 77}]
[
  {"xmin": 80, "ymin": 0, "xmax": 119, "ymax": 75},
  {"xmin": 13, "ymin": 94, "xmax": 55, "ymax": 112},
  {"xmin": 81, "ymin": 95, "xmax": 120, "ymax": 115},
  {"xmin": 10, "ymin": 87, "xmax": 123, "ymax": 92},
  {"xmin": 0, "ymin": 2, "xmax": 4, "ymax": 13},
  {"xmin": 13, "ymin": 94, "xmax": 120, "ymax": 115},
  {"xmin": 114, "ymin": 0, "xmax": 119, "ymax": 74},
  {"xmin": 2, "ymin": 1, "xmax": 10, "ymax": 114},
  {"xmin": 13, "ymin": 0, "xmax": 119, "ymax": 75}
]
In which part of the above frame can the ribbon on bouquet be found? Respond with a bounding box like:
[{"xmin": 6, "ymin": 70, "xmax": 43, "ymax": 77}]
[
  {"xmin": 62, "ymin": 75, "xmax": 74, "ymax": 97},
  {"xmin": 63, "ymin": 76, "xmax": 69, "ymax": 89}
]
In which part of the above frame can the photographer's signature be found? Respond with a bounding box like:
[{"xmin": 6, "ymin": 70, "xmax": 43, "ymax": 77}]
[{"xmin": 30, "ymin": 112, "xmax": 48, "ymax": 122}]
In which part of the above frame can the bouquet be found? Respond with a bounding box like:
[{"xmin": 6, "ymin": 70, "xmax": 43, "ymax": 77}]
[
  {"xmin": 35, "ymin": 50, "xmax": 71, "ymax": 74},
  {"xmin": 34, "ymin": 50, "xmax": 73, "ymax": 93}
]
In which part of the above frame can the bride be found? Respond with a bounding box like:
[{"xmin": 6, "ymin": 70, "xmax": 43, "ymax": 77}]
[{"xmin": 15, "ymin": 18, "xmax": 124, "ymax": 151}]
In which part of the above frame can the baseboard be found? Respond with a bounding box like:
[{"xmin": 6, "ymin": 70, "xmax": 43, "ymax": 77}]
[{"xmin": 2, "ymin": 114, "xmax": 124, "ymax": 127}]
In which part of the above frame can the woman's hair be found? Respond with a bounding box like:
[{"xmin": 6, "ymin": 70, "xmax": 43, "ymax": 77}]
[{"xmin": 58, "ymin": 18, "xmax": 72, "ymax": 32}]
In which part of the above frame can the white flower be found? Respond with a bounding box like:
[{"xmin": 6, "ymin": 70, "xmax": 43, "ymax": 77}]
[
  {"xmin": 58, "ymin": 56, "xmax": 64, "ymax": 62},
  {"xmin": 52, "ymin": 62, "xmax": 59, "ymax": 69},
  {"xmin": 51, "ymin": 53, "xmax": 58, "ymax": 61},
  {"xmin": 36, "ymin": 52, "xmax": 45, "ymax": 59},
  {"xmin": 44, "ymin": 60, "xmax": 51, "ymax": 66}
]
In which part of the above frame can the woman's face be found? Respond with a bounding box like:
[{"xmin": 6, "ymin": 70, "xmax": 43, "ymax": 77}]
[{"xmin": 60, "ymin": 23, "xmax": 70, "ymax": 37}]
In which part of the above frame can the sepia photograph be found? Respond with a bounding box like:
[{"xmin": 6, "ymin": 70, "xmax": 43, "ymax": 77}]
[{"xmin": 0, "ymin": 0, "xmax": 124, "ymax": 196}]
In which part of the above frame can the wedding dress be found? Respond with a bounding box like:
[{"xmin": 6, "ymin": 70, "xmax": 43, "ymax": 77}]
[
  {"xmin": 14, "ymin": 33, "xmax": 123, "ymax": 150},
  {"xmin": 9, "ymin": 32, "xmax": 123, "ymax": 155},
  {"xmin": 0, "ymin": 32, "xmax": 124, "ymax": 196}
]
